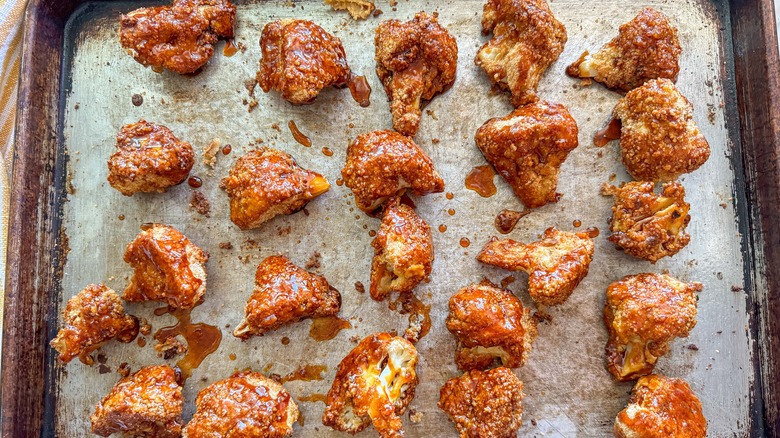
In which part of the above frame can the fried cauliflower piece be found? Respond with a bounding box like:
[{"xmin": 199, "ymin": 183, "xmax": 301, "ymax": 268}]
[
  {"xmin": 119, "ymin": 0, "xmax": 235, "ymax": 74},
  {"xmin": 233, "ymin": 255, "xmax": 341, "ymax": 339},
  {"xmin": 604, "ymin": 273, "xmax": 701, "ymax": 381},
  {"xmin": 375, "ymin": 12, "xmax": 458, "ymax": 137},
  {"xmin": 183, "ymin": 371, "xmax": 300, "ymax": 437},
  {"xmin": 614, "ymin": 78, "xmax": 711, "ymax": 181},
  {"xmin": 50, "ymin": 284, "xmax": 139, "ymax": 364},
  {"xmin": 606, "ymin": 181, "xmax": 691, "ymax": 262},
  {"xmin": 107, "ymin": 120, "xmax": 195, "ymax": 196},
  {"xmin": 614, "ymin": 374, "xmax": 707, "ymax": 438},
  {"xmin": 474, "ymin": 101, "xmax": 579, "ymax": 208},
  {"xmin": 342, "ymin": 130, "xmax": 445, "ymax": 213},
  {"xmin": 439, "ymin": 367, "xmax": 525, "ymax": 438},
  {"xmin": 123, "ymin": 224, "xmax": 208, "ymax": 309},
  {"xmin": 446, "ymin": 282, "xmax": 537, "ymax": 371},
  {"xmin": 91, "ymin": 365, "xmax": 183, "ymax": 438},
  {"xmin": 567, "ymin": 8, "xmax": 681, "ymax": 92},
  {"xmin": 221, "ymin": 148, "xmax": 330, "ymax": 230},
  {"xmin": 257, "ymin": 19, "xmax": 351, "ymax": 105},
  {"xmin": 322, "ymin": 332, "xmax": 418, "ymax": 438},
  {"xmin": 477, "ymin": 227, "xmax": 594, "ymax": 306},
  {"xmin": 370, "ymin": 198, "xmax": 434, "ymax": 301},
  {"xmin": 475, "ymin": 0, "xmax": 567, "ymax": 106}
]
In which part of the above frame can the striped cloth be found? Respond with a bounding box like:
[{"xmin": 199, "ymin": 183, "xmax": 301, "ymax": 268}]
[{"xmin": 0, "ymin": 0, "xmax": 28, "ymax": 334}]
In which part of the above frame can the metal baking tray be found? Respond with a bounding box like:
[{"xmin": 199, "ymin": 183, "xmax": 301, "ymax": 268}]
[{"xmin": 3, "ymin": 0, "xmax": 780, "ymax": 436}]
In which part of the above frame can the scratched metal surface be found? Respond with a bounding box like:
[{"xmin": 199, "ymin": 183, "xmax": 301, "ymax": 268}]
[{"xmin": 55, "ymin": 0, "xmax": 751, "ymax": 436}]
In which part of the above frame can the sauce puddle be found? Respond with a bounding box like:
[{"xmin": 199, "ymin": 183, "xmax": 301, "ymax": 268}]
[
  {"xmin": 309, "ymin": 316, "xmax": 352, "ymax": 341},
  {"xmin": 465, "ymin": 165, "xmax": 497, "ymax": 197},
  {"xmin": 276, "ymin": 365, "xmax": 328, "ymax": 384},
  {"xmin": 594, "ymin": 118, "xmax": 622, "ymax": 147},
  {"xmin": 348, "ymin": 74, "xmax": 371, "ymax": 107},
  {"xmin": 223, "ymin": 40, "xmax": 239, "ymax": 57},
  {"xmin": 288, "ymin": 120, "xmax": 312, "ymax": 147},
  {"xmin": 153, "ymin": 307, "xmax": 222, "ymax": 380},
  {"xmin": 299, "ymin": 393, "xmax": 328, "ymax": 403},
  {"xmin": 495, "ymin": 209, "xmax": 530, "ymax": 234}
]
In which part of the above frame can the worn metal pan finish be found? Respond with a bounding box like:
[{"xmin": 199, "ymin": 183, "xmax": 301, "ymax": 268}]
[{"xmin": 4, "ymin": 0, "xmax": 780, "ymax": 436}]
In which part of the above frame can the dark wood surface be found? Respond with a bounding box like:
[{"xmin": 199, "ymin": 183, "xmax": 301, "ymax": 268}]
[
  {"xmin": 731, "ymin": 0, "xmax": 780, "ymax": 435},
  {"xmin": 2, "ymin": 0, "xmax": 779, "ymax": 436}
]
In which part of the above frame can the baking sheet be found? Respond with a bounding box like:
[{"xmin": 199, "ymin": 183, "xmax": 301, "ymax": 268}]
[{"xmin": 55, "ymin": 0, "xmax": 751, "ymax": 436}]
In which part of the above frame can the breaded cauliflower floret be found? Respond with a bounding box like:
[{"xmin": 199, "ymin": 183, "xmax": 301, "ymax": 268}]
[
  {"xmin": 322, "ymin": 332, "xmax": 418, "ymax": 438},
  {"xmin": 370, "ymin": 198, "xmax": 434, "ymax": 301},
  {"xmin": 446, "ymin": 282, "xmax": 538, "ymax": 371},
  {"xmin": 477, "ymin": 227, "xmax": 594, "ymax": 306},
  {"xmin": 107, "ymin": 120, "xmax": 195, "ymax": 196},
  {"xmin": 605, "ymin": 181, "xmax": 691, "ymax": 262},
  {"xmin": 342, "ymin": 130, "xmax": 445, "ymax": 213},
  {"xmin": 566, "ymin": 8, "xmax": 681, "ymax": 92},
  {"xmin": 614, "ymin": 78, "xmax": 710, "ymax": 181},
  {"xmin": 123, "ymin": 224, "xmax": 208, "ymax": 309},
  {"xmin": 91, "ymin": 365, "xmax": 183, "ymax": 438},
  {"xmin": 475, "ymin": 0, "xmax": 567, "ymax": 106},
  {"xmin": 221, "ymin": 148, "xmax": 330, "ymax": 230},
  {"xmin": 438, "ymin": 367, "xmax": 525, "ymax": 438},
  {"xmin": 614, "ymin": 374, "xmax": 707, "ymax": 438},
  {"xmin": 474, "ymin": 101, "xmax": 579, "ymax": 208},
  {"xmin": 183, "ymin": 371, "xmax": 300, "ymax": 437},
  {"xmin": 375, "ymin": 12, "xmax": 458, "ymax": 137},
  {"xmin": 50, "ymin": 284, "xmax": 139, "ymax": 364},
  {"xmin": 604, "ymin": 273, "xmax": 701, "ymax": 381},
  {"xmin": 257, "ymin": 19, "xmax": 351, "ymax": 105},
  {"xmin": 233, "ymin": 255, "xmax": 341, "ymax": 339},
  {"xmin": 119, "ymin": 0, "xmax": 235, "ymax": 74}
]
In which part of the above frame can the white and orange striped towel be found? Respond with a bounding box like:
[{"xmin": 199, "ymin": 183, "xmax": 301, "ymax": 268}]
[{"xmin": 0, "ymin": 0, "xmax": 29, "ymax": 344}]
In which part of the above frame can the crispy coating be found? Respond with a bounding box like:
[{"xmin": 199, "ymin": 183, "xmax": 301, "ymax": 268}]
[
  {"xmin": 342, "ymin": 130, "xmax": 445, "ymax": 213},
  {"xmin": 183, "ymin": 371, "xmax": 300, "ymax": 437},
  {"xmin": 604, "ymin": 273, "xmax": 701, "ymax": 381},
  {"xmin": 107, "ymin": 120, "xmax": 195, "ymax": 196},
  {"xmin": 91, "ymin": 365, "xmax": 183, "ymax": 438},
  {"xmin": 474, "ymin": 101, "xmax": 579, "ymax": 208},
  {"xmin": 233, "ymin": 255, "xmax": 341, "ymax": 339},
  {"xmin": 375, "ymin": 12, "xmax": 458, "ymax": 137},
  {"xmin": 257, "ymin": 19, "xmax": 351, "ymax": 104},
  {"xmin": 322, "ymin": 333, "xmax": 418, "ymax": 438},
  {"xmin": 119, "ymin": 0, "xmax": 235, "ymax": 74},
  {"xmin": 325, "ymin": 0, "xmax": 375, "ymax": 20},
  {"xmin": 221, "ymin": 148, "xmax": 330, "ymax": 230},
  {"xmin": 438, "ymin": 367, "xmax": 525, "ymax": 438},
  {"xmin": 477, "ymin": 227, "xmax": 594, "ymax": 306},
  {"xmin": 567, "ymin": 8, "xmax": 681, "ymax": 92},
  {"xmin": 614, "ymin": 374, "xmax": 707, "ymax": 438},
  {"xmin": 123, "ymin": 224, "xmax": 208, "ymax": 309},
  {"xmin": 614, "ymin": 78, "xmax": 711, "ymax": 181},
  {"xmin": 607, "ymin": 181, "xmax": 691, "ymax": 262},
  {"xmin": 475, "ymin": 0, "xmax": 567, "ymax": 106},
  {"xmin": 50, "ymin": 284, "xmax": 139, "ymax": 364},
  {"xmin": 370, "ymin": 198, "xmax": 434, "ymax": 301},
  {"xmin": 446, "ymin": 282, "xmax": 537, "ymax": 371}
]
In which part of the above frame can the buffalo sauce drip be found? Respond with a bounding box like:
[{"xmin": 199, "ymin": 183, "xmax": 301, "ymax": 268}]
[
  {"xmin": 459, "ymin": 237, "xmax": 471, "ymax": 248},
  {"xmin": 298, "ymin": 393, "xmax": 328, "ymax": 403},
  {"xmin": 495, "ymin": 209, "xmax": 530, "ymax": 234},
  {"xmin": 309, "ymin": 316, "xmax": 352, "ymax": 341},
  {"xmin": 188, "ymin": 176, "xmax": 203, "ymax": 188},
  {"xmin": 223, "ymin": 40, "xmax": 239, "ymax": 57},
  {"xmin": 288, "ymin": 120, "xmax": 312, "ymax": 147},
  {"xmin": 348, "ymin": 74, "xmax": 371, "ymax": 107},
  {"xmin": 584, "ymin": 227, "xmax": 600, "ymax": 238},
  {"xmin": 153, "ymin": 307, "xmax": 222, "ymax": 380},
  {"xmin": 278, "ymin": 365, "xmax": 328, "ymax": 383},
  {"xmin": 465, "ymin": 165, "xmax": 497, "ymax": 197},
  {"xmin": 594, "ymin": 118, "xmax": 622, "ymax": 147}
]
